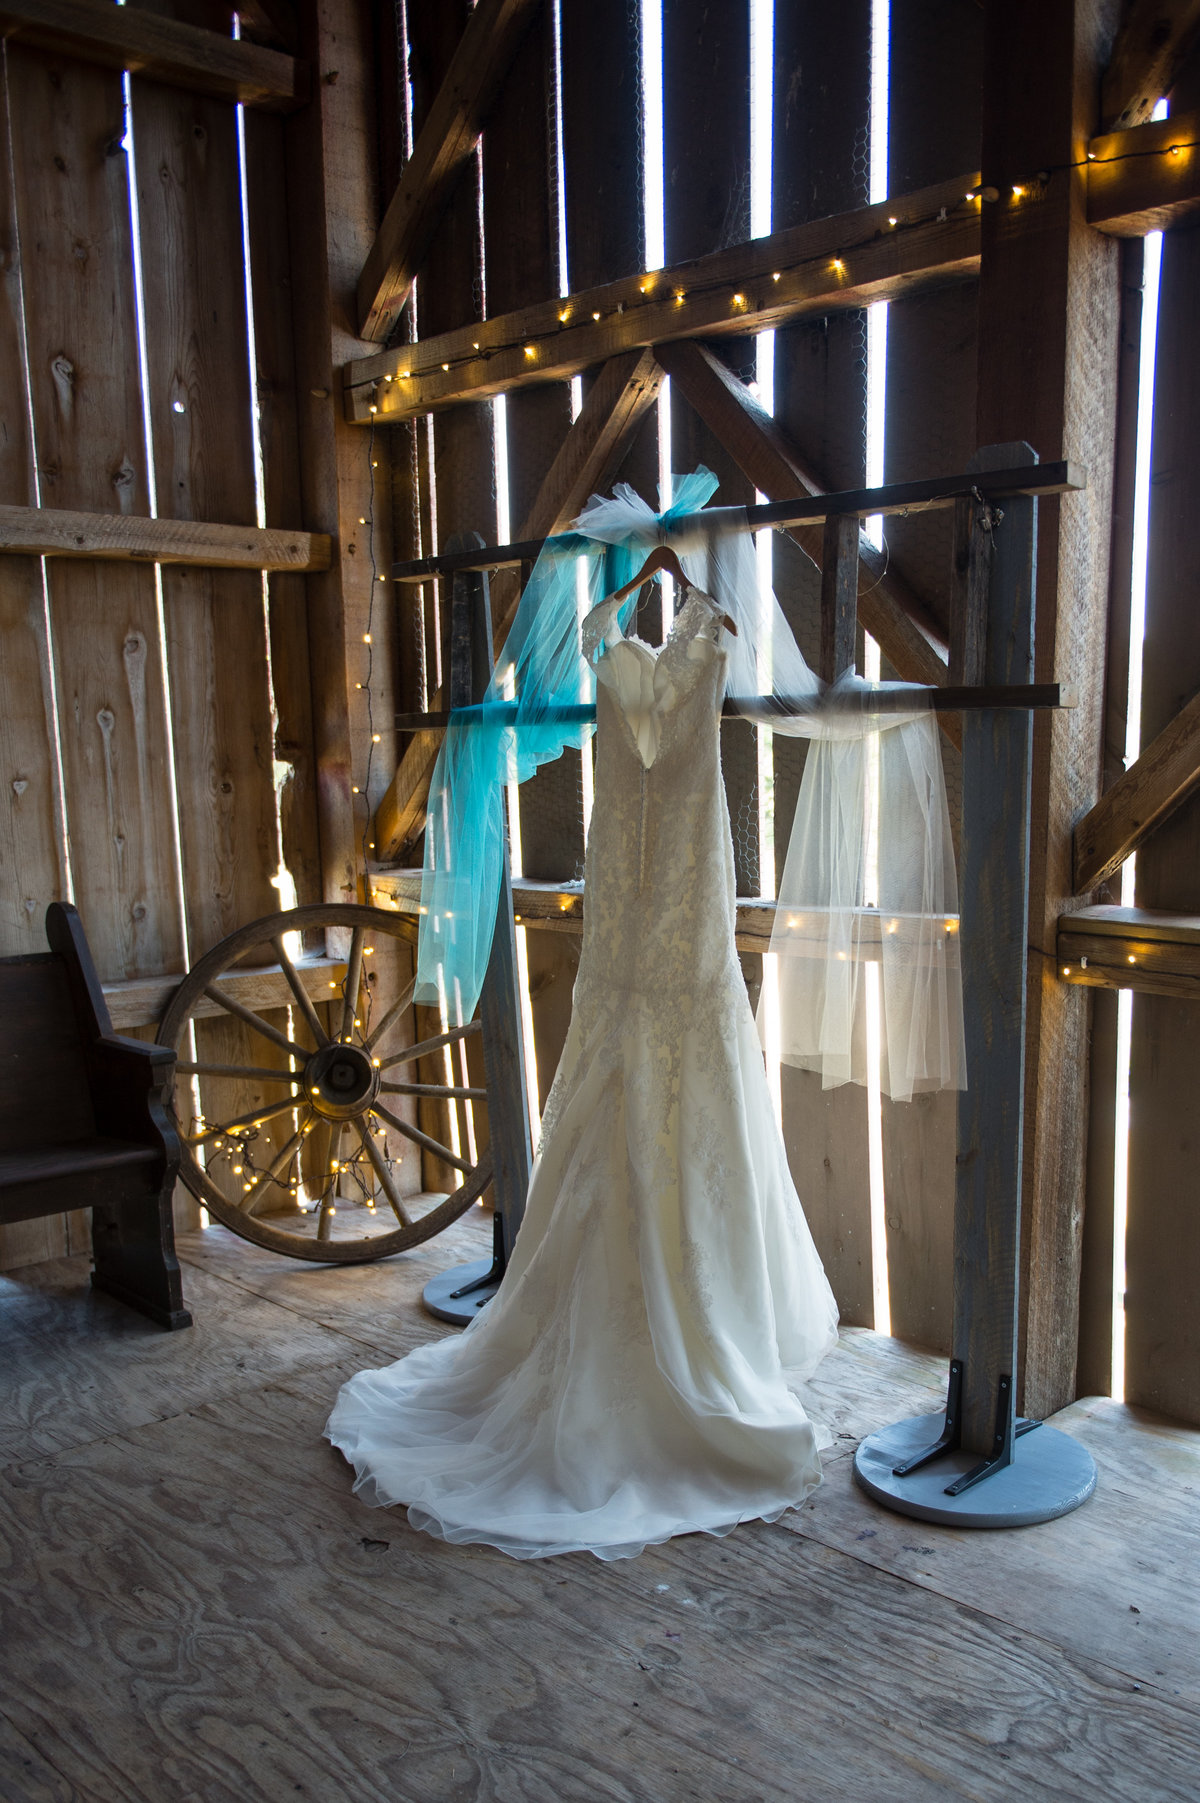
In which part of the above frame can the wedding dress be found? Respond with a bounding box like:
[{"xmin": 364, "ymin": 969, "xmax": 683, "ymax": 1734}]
[{"xmin": 325, "ymin": 586, "xmax": 839, "ymax": 1561}]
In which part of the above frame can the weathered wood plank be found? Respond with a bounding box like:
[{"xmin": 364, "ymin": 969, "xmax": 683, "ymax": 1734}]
[
  {"xmin": 0, "ymin": 63, "xmax": 63, "ymax": 967},
  {"xmin": 8, "ymin": 44, "xmax": 185, "ymax": 983},
  {"xmin": 242, "ymin": 107, "xmax": 322, "ymax": 914},
  {"xmin": 272, "ymin": 0, "xmax": 374, "ymax": 908},
  {"xmin": 356, "ymin": 0, "xmax": 540, "ymax": 341},
  {"xmin": 769, "ymin": 12, "xmax": 877, "ymax": 1330},
  {"xmin": 0, "ymin": 0, "xmax": 304, "ymax": 108},
  {"xmin": 6, "ymin": 1328, "xmax": 1198, "ymax": 1803},
  {"xmin": 1088, "ymin": 107, "xmax": 1200, "ymax": 234},
  {"xmin": 1124, "ymin": 63, "xmax": 1200, "ymax": 1424},
  {"xmin": 0, "ymin": 502, "xmax": 330, "ymax": 569},
  {"xmin": 1101, "ymin": 0, "xmax": 1200, "ymax": 128},
  {"xmin": 1074, "ymin": 685, "xmax": 1200, "ymax": 894},
  {"xmin": 345, "ymin": 175, "xmax": 983, "ymax": 421},
  {"xmin": 482, "ymin": 0, "xmax": 581, "ymax": 1119},
  {"xmin": 1077, "ymin": 237, "xmax": 1145, "ymax": 1399},
  {"xmin": 876, "ymin": 6, "xmax": 981, "ymax": 1355},
  {"xmin": 131, "ymin": 75, "xmax": 278, "ymax": 958},
  {"xmin": 787, "ymin": 1391, "xmax": 1200, "ymax": 1695},
  {"xmin": 975, "ymin": 0, "xmax": 1120, "ymax": 1422}
]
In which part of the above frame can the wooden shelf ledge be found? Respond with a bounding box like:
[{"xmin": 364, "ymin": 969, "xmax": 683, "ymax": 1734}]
[
  {"xmin": 1058, "ymin": 906, "xmax": 1200, "ymax": 1000},
  {"xmin": 0, "ymin": 505, "xmax": 331, "ymax": 572},
  {"xmin": 368, "ymin": 870, "xmax": 958, "ymax": 962},
  {"xmin": 102, "ymin": 953, "xmax": 347, "ymax": 1034}
]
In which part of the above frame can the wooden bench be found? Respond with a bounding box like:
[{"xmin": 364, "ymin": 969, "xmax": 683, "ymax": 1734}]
[{"xmin": 0, "ymin": 904, "xmax": 191, "ymax": 1330}]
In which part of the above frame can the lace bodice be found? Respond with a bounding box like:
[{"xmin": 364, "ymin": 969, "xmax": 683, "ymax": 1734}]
[{"xmin": 572, "ymin": 587, "xmax": 738, "ymax": 999}]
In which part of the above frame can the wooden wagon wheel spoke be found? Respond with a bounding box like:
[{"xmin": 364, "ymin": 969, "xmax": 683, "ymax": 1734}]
[
  {"xmin": 176, "ymin": 1062, "xmax": 303, "ymax": 1083},
  {"xmin": 369, "ymin": 1099, "xmax": 473, "ymax": 1174},
  {"xmin": 270, "ymin": 934, "xmax": 331, "ymax": 1048},
  {"xmin": 379, "ymin": 1080, "xmax": 488, "ymax": 1100},
  {"xmin": 201, "ymin": 983, "xmax": 311, "ymax": 1060},
  {"xmin": 378, "ymin": 1019, "xmax": 482, "ymax": 1071},
  {"xmin": 354, "ymin": 1120, "xmax": 412, "ymax": 1227},
  {"xmin": 185, "ymin": 1094, "xmax": 298, "ymax": 1147},
  {"xmin": 363, "ymin": 975, "xmax": 417, "ymax": 1052},
  {"xmin": 339, "ymin": 927, "xmax": 366, "ymax": 1042},
  {"xmin": 158, "ymin": 904, "xmax": 496, "ymax": 1264}
]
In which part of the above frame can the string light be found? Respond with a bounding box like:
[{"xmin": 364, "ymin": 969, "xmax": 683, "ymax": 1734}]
[{"xmin": 355, "ymin": 139, "xmax": 1195, "ymax": 409}]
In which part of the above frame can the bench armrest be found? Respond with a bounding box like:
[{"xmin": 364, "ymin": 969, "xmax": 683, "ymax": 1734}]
[{"xmin": 88, "ymin": 1036, "xmax": 181, "ymax": 1173}]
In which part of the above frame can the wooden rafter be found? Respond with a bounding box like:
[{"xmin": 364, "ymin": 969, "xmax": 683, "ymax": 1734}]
[
  {"xmin": 1073, "ymin": 686, "xmax": 1200, "ymax": 893},
  {"xmin": 349, "ymin": 128, "xmax": 1200, "ymax": 424},
  {"xmin": 1087, "ymin": 108, "xmax": 1200, "ymax": 236},
  {"xmin": 0, "ymin": 504, "xmax": 330, "ymax": 572},
  {"xmin": 356, "ymin": 0, "xmax": 541, "ymax": 343},
  {"xmin": 0, "ymin": 0, "xmax": 305, "ymax": 110},
  {"xmin": 1101, "ymin": 0, "xmax": 1200, "ymax": 130},
  {"xmin": 372, "ymin": 349, "xmax": 663, "ymax": 862},
  {"xmin": 655, "ymin": 340, "xmax": 957, "ymax": 734},
  {"xmin": 346, "ymin": 175, "xmax": 983, "ymax": 421}
]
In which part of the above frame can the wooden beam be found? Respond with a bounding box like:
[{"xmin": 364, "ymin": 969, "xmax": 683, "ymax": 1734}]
[
  {"xmin": 1101, "ymin": 0, "xmax": 1200, "ymax": 129},
  {"xmin": 102, "ymin": 953, "xmax": 347, "ymax": 1034},
  {"xmin": 368, "ymin": 870, "xmax": 956, "ymax": 960},
  {"xmin": 975, "ymin": 0, "xmax": 1121, "ymax": 1423},
  {"xmin": 1088, "ymin": 109, "xmax": 1200, "ymax": 235},
  {"xmin": 0, "ymin": 0, "xmax": 305, "ymax": 110},
  {"xmin": 355, "ymin": 0, "xmax": 541, "ymax": 343},
  {"xmin": 1058, "ymin": 904, "xmax": 1200, "ymax": 999},
  {"xmin": 1073, "ymin": 686, "xmax": 1200, "ymax": 892},
  {"xmin": 346, "ymin": 175, "xmax": 982, "ymax": 421},
  {"xmin": 654, "ymin": 339, "xmax": 954, "ymax": 704},
  {"xmin": 0, "ymin": 503, "xmax": 330, "ymax": 571},
  {"xmin": 371, "ymin": 349, "xmax": 661, "ymax": 863}
]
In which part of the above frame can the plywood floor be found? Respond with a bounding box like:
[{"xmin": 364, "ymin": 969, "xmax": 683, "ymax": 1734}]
[{"xmin": 1, "ymin": 1212, "xmax": 1197, "ymax": 1803}]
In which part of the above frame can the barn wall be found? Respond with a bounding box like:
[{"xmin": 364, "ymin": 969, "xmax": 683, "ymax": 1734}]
[{"xmin": 0, "ymin": 0, "xmax": 391, "ymax": 1268}]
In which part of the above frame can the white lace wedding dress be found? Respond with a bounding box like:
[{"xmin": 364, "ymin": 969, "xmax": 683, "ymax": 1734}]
[{"xmin": 325, "ymin": 587, "xmax": 839, "ymax": 1560}]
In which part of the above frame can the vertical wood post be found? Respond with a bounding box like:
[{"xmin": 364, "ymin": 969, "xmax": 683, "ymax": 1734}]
[
  {"xmin": 445, "ymin": 534, "xmax": 532, "ymax": 1256},
  {"xmin": 819, "ymin": 512, "xmax": 861, "ymax": 684},
  {"xmin": 975, "ymin": 0, "xmax": 1119, "ymax": 1417},
  {"xmin": 954, "ymin": 443, "xmax": 1037, "ymax": 1455}
]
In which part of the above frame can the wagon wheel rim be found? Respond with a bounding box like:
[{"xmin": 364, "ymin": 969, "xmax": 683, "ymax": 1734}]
[{"xmin": 157, "ymin": 904, "xmax": 493, "ymax": 1264}]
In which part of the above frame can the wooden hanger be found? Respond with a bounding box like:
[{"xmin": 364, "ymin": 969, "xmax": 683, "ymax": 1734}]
[{"xmin": 608, "ymin": 545, "xmax": 738, "ymax": 634}]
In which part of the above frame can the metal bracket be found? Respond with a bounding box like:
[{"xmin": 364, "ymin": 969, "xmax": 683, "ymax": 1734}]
[
  {"xmin": 944, "ymin": 1374, "xmax": 1042, "ymax": 1497},
  {"xmin": 892, "ymin": 1361, "xmax": 1042, "ymax": 1495},
  {"xmin": 893, "ymin": 1357, "xmax": 963, "ymax": 1476}
]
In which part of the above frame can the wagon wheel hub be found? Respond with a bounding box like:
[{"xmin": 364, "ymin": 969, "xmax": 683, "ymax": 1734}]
[{"xmin": 304, "ymin": 1041, "xmax": 379, "ymax": 1120}]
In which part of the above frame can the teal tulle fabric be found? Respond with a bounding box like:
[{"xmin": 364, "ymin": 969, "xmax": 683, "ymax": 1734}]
[{"xmin": 414, "ymin": 470, "xmax": 721, "ymax": 1021}]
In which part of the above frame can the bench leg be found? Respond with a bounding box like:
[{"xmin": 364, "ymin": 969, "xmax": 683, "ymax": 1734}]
[{"xmin": 91, "ymin": 1178, "xmax": 193, "ymax": 1331}]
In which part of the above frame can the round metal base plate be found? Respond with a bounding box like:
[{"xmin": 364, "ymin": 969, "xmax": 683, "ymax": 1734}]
[
  {"xmin": 853, "ymin": 1409, "xmax": 1097, "ymax": 1528},
  {"xmin": 422, "ymin": 1257, "xmax": 501, "ymax": 1325}
]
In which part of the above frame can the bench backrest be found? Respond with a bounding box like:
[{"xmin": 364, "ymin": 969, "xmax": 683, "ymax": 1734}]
[{"xmin": 0, "ymin": 954, "xmax": 97, "ymax": 1152}]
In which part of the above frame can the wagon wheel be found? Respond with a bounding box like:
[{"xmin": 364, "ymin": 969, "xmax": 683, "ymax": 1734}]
[{"xmin": 157, "ymin": 903, "xmax": 492, "ymax": 1263}]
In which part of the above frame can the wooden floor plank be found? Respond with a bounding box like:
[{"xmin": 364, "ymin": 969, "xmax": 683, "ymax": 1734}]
[
  {"xmin": 3, "ymin": 1242, "xmax": 1199, "ymax": 1802},
  {"xmin": 782, "ymin": 1395, "xmax": 1200, "ymax": 1699},
  {"xmin": 0, "ymin": 1710, "xmax": 77, "ymax": 1803},
  {"xmin": 172, "ymin": 1213, "xmax": 492, "ymax": 1362},
  {"xmin": 0, "ymin": 1255, "xmax": 423, "ymax": 1468},
  {"xmin": 2, "ymin": 1379, "xmax": 1197, "ymax": 1803}
]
